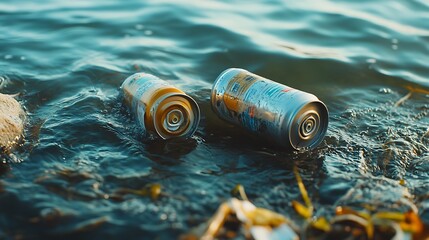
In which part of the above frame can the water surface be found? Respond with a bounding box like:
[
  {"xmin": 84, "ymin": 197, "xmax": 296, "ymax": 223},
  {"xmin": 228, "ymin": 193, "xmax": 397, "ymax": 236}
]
[{"xmin": 1, "ymin": 0, "xmax": 428, "ymax": 239}]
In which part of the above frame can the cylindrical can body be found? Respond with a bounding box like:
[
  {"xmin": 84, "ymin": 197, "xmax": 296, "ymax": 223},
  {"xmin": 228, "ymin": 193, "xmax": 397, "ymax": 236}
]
[
  {"xmin": 121, "ymin": 72, "xmax": 200, "ymax": 139},
  {"xmin": 211, "ymin": 68, "xmax": 328, "ymax": 150}
]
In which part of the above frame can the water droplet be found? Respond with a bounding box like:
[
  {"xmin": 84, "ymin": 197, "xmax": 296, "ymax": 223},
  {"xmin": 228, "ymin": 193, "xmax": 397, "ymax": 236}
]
[
  {"xmin": 144, "ymin": 30, "xmax": 153, "ymax": 35},
  {"xmin": 20, "ymin": 56, "xmax": 26, "ymax": 61},
  {"xmin": 391, "ymin": 38, "xmax": 399, "ymax": 44},
  {"xmin": 344, "ymin": 109, "xmax": 357, "ymax": 118},
  {"xmin": 160, "ymin": 213, "xmax": 168, "ymax": 220},
  {"xmin": 379, "ymin": 88, "xmax": 391, "ymax": 94},
  {"xmin": 366, "ymin": 58, "xmax": 376, "ymax": 64},
  {"xmin": 4, "ymin": 55, "xmax": 13, "ymax": 60},
  {"xmin": 135, "ymin": 24, "xmax": 144, "ymax": 30}
]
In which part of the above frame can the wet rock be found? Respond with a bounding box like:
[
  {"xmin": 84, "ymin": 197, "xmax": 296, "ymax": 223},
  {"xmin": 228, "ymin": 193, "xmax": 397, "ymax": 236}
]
[{"xmin": 0, "ymin": 93, "xmax": 25, "ymax": 150}]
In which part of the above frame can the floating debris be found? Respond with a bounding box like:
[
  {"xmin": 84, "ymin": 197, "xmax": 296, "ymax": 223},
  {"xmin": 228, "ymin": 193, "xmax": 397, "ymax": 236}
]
[
  {"xmin": 69, "ymin": 216, "xmax": 109, "ymax": 234},
  {"xmin": 231, "ymin": 184, "xmax": 248, "ymax": 201},
  {"xmin": 29, "ymin": 208, "xmax": 73, "ymax": 224},
  {"xmin": 34, "ymin": 168, "xmax": 102, "ymax": 184},
  {"xmin": 294, "ymin": 168, "xmax": 428, "ymax": 240},
  {"xmin": 199, "ymin": 198, "xmax": 298, "ymax": 240},
  {"xmin": 182, "ymin": 183, "xmax": 298, "ymax": 240},
  {"xmin": 405, "ymin": 86, "xmax": 429, "ymax": 95},
  {"xmin": 34, "ymin": 168, "xmax": 170, "ymax": 203},
  {"xmin": 34, "ymin": 168, "xmax": 106, "ymax": 201},
  {"xmin": 293, "ymin": 166, "xmax": 313, "ymax": 219},
  {"xmin": 395, "ymin": 85, "xmax": 429, "ymax": 107},
  {"xmin": 188, "ymin": 170, "xmax": 429, "ymax": 240},
  {"xmin": 310, "ymin": 217, "xmax": 331, "ymax": 232},
  {"xmin": 55, "ymin": 169, "xmax": 101, "ymax": 183},
  {"xmin": 394, "ymin": 92, "xmax": 412, "ymax": 107},
  {"xmin": 113, "ymin": 183, "xmax": 162, "ymax": 201}
]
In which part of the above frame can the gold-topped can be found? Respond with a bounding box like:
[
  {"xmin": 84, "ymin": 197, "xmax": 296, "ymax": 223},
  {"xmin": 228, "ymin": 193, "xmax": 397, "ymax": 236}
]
[
  {"xmin": 211, "ymin": 68, "xmax": 329, "ymax": 150},
  {"xmin": 121, "ymin": 73, "xmax": 200, "ymax": 139}
]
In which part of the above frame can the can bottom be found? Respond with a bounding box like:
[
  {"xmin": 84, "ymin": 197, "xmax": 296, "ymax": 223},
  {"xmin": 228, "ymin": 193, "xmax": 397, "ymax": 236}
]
[
  {"xmin": 288, "ymin": 101, "xmax": 329, "ymax": 150},
  {"xmin": 152, "ymin": 94, "xmax": 200, "ymax": 139}
]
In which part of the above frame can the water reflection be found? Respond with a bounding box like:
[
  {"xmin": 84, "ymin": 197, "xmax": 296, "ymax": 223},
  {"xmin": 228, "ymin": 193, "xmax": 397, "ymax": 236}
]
[{"xmin": 144, "ymin": 138, "xmax": 198, "ymax": 163}]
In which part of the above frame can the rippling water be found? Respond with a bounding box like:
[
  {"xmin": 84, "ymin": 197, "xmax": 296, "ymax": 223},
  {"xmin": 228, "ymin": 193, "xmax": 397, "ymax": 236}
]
[{"xmin": 1, "ymin": 0, "xmax": 428, "ymax": 239}]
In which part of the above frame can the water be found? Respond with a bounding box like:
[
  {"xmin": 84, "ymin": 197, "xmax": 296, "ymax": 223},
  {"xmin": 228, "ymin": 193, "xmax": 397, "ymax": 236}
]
[{"xmin": 1, "ymin": 0, "xmax": 428, "ymax": 239}]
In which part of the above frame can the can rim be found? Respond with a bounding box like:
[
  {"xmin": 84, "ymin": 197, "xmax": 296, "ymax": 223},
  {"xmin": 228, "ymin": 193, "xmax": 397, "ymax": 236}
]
[
  {"xmin": 288, "ymin": 100, "xmax": 329, "ymax": 150},
  {"xmin": 152, "ymin": 92, "xmax": 200, "ymax": 139}
]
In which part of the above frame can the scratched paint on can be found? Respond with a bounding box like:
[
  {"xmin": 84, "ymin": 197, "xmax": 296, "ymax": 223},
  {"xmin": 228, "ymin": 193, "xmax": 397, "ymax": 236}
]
[
  {"xmin": 223, "ymin": 72, "xmax": 264, "ymax": 132},
  {"xmin": 241, "ymin": 81, "xmax": 277, "ymax": 133},
  {"xmin": 211, "ymin": 68, "xmax": 329, "ymax": 149},
  {"xmin": 132, "ymin": 77, "xmax": 156, "ymax": 106},
  {"xmin": 131, "ymin": 80, "xmax": 156, "ymax": 112},
  {"xmin": 241, "ymin": 80, "xmax": 297, "ymax": 135},
  {"xmin": 125, "ymin": 75, "xmax": 167, "ymax": 115},
  {"xmin": 222, "ymin": 71, "xmax": 296, "ymax": 134},
  {"xmin": 223, "ymin": 72, "xmax": 257, "ymax": 114},
  {"xmin": 264, "ymin": 83, "xmax": 294, "ymax": 99}
]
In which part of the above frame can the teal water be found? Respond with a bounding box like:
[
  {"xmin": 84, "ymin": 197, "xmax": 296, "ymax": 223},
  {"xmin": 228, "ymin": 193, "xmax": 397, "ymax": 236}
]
[{"xmin": 1, "ymin": 0, "xmax": 428, "ymax": 239}]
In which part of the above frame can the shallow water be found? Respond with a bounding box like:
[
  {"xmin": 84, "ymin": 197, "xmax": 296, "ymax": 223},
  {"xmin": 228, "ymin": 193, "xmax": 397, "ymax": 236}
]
[{"xmin": 1, "ymin": 0, "xmax": 428, "ymax": 239}]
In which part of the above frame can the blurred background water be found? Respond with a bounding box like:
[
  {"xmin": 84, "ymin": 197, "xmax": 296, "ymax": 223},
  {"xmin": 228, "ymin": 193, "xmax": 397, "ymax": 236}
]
[{"xmin": 0, "ymin": 0, "xmax": 428, "ymax": 239}]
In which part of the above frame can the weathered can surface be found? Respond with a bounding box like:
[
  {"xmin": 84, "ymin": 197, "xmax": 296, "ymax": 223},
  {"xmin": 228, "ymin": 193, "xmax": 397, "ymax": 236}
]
[
  {"xmin": 121, "ymin": 73, "xmax": 200, "ymax": 139},
  {"xmin": 211, "ymin": 68, "xmax": 328, "ymax": 150}
]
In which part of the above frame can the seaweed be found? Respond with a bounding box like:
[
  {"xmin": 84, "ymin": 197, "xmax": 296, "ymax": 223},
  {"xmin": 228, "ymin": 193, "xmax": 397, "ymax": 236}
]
[
  {"xmin": 186, "ymin": 167, "xmax": 429, "ymax": 240},
  {"xmin": 113, "ymin": 183, "xmax": 162, "ymax": 201}
]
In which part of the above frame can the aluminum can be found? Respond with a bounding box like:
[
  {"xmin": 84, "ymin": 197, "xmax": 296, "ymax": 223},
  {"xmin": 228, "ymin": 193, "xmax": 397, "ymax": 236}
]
[
  {"xmin": 121, "ymin": 72, "xmax": 200, "ymax": 139},
  {"xmin": 211, "ymin": 68, "xmax": 328, "ymax": 150}
]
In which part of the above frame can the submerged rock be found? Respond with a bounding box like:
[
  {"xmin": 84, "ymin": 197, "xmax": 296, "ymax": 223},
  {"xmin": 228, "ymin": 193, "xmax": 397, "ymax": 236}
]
[{"xmin": 0, "ymin": 93, "xmax": 25, "ymax": 150}]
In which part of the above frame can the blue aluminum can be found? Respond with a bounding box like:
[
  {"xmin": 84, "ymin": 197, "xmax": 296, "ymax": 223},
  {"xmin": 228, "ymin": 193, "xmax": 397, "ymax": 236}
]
[
  {"xmin": 211, "ymin": 68, "xmax": 328, "ymax": 150},
  {"xmin": 121, "ymin": 73, "xmax": 200, "ymax": 139}
]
